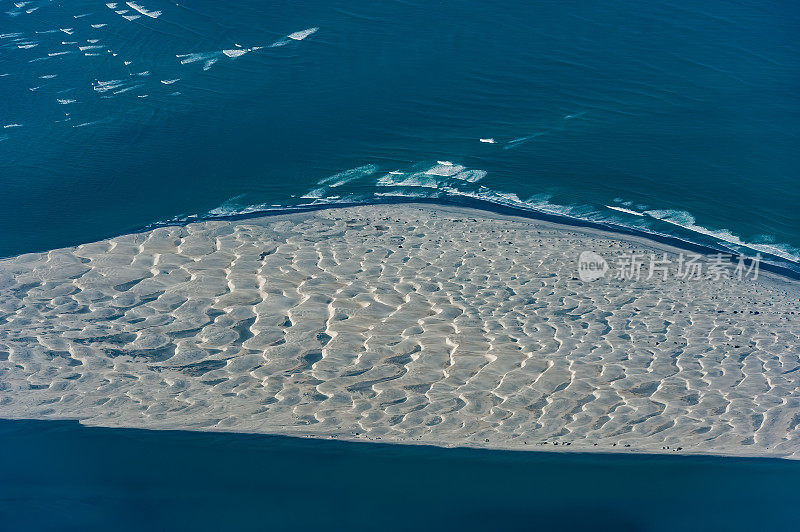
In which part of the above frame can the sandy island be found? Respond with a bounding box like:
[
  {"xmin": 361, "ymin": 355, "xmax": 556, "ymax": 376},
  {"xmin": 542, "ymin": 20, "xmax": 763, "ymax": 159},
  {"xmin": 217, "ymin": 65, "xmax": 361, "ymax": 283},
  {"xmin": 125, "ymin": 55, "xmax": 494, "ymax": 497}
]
[{"xmin": 1, "ymin": 204, "xmax": 798, "ymax": 458}]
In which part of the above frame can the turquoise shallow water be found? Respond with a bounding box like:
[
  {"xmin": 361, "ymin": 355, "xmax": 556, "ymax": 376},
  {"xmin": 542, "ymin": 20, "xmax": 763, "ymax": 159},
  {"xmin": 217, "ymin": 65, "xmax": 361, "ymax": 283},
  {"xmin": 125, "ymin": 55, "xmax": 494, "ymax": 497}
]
[
  {"xmin": 0, "ymin": 0, "xmax": 799, "ymax": 272},
  {"xmin": 1, "ymin": 420, "xmax": 799, "ymax": 531}
]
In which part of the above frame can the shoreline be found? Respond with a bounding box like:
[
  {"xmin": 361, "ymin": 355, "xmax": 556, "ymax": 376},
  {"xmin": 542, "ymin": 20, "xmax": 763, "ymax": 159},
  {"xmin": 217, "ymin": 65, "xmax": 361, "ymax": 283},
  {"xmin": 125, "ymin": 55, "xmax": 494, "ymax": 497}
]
[
  {"xmin": 5, "ymin": 197, "xmax": 800, "ymax": 281},
  {"xmin": 148, "ymin": 198, "xmax": 800, "ymax": 282},
  {"xmin": 1, "ymin": 203, "xmax": 798, "ymax": 459},
  {"xmin": 1, "ymin": 416, "xmax": 796, "ymax": 462}
]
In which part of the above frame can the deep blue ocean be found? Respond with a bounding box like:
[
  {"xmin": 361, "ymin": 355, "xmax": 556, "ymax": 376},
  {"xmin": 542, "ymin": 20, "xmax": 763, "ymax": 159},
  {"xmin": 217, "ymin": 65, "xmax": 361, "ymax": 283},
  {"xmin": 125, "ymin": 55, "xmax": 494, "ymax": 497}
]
[
  {"xmin": 1, "ymin": 420, "xmax": 800, "ymax": 531},
  {"xmin": 0, "ymin": 0, "xmax": 798, "ymax": 272}
]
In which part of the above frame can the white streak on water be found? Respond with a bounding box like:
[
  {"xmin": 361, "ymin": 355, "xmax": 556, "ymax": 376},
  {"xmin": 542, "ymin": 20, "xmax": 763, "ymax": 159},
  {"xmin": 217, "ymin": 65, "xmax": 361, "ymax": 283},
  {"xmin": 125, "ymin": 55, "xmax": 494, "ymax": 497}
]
[
  {"xmin": 605, "ymin": 205, "xmax": 645, "ymax": 216},
  {"xmin": 288, "ymin": 27, "xmax": 318, "ymax": 40},
  {"xmin": 125, "ymin": 1, "xmax": 161, "ymax": 18},
  {"xmin": 222, "ymin": 48, "xmax": 248, "ymax": 58},
  {"xmin": 317, "ymin": 164, "xmax": 379, "ymax": 187},
  {"xmin": 270, "ymin": 27, "xmax": 319, "ymax": 47},
  {"xmin": 179, "ymin": 28, "xmax": 318, "ymax": 70}
]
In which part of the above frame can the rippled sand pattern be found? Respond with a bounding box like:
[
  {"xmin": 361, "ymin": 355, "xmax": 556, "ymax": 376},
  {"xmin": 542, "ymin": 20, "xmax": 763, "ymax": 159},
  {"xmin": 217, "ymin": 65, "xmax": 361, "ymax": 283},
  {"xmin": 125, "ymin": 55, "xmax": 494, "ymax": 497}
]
[{"xmin": 1, "ymin": 205, "xmax": 799, "ymax": 457}]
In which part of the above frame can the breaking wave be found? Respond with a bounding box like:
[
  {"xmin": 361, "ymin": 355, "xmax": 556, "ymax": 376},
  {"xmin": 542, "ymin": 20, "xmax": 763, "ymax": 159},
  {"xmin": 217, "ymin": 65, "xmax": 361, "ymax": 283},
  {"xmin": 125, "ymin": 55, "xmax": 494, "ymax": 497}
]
[{"xmin": 147, "ymin": 161, "xmax": 800, "ymax": 275}]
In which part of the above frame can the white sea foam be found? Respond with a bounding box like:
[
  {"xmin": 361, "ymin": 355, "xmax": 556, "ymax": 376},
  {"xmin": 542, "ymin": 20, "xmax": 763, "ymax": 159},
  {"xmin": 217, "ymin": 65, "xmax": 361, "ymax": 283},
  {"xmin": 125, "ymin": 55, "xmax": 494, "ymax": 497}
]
[
  {"xmin": 183, "ymin": 31, "xmax": 310, "ymax": 68},
  {"xmin": 426, "ymin": 162, "xmax": 463, "ymax": 176},
  {"xmin": 177, "ymin": 52, "xmax": 213, "ymax": 64},
  {"xmin": 453, "ymin": 169, "xmax": 487, "ymax": 183},
  {"xmin": 73, "ymin": 120, "xmax": 102, "ymax": 128},
  {"xmin": 57, "ymin": 99, "xmax": 76, "ymax": 104},
  {"xmin": 317, "ymin": 164, "xmax": 379, "ymax": 187},
  {"xmin": 3, "ymin": 123, "xmax": 23, "ymax": 128},
  {"xmin": 222, "ymin": 48, "xmax": 248, "ymax": 58},
  {"xmin": 605, "ymin": 205, "xmax": 645, "ymax": 216},
  {"xmin": 288, "ymin": 27, "xmax": 318, "ymax": 41},
  {"xmin": 93, "ymin": 79, "xmax": 138, "ymax": 94},
  {"xmin": 645, "ymin": 209, "xmax": 800, "ymax": 262},
  {"xmin": 112, "ymin": 84, "xmax": 141, "ymax": 94},
  {"xmin": 125, "ymin": 1, "xmax": 161, "ymax": 18},
  {"xmin": 377, "ymin": 162, "xmax": 488, "ymax": 189},
  {"xmin": 160, "ymin": 78, "xmax": 180, "ymax": 84},
  {"xmin": 270, "ymin": 27, "xmax": 319, "ymax": 47},
  {"xmin": 377, "ymin": 172, "xmax": 440, "ymax": 189},
  {"xmin": 301, "ymin": 188, "xmax": 327, "ymax": 199}
]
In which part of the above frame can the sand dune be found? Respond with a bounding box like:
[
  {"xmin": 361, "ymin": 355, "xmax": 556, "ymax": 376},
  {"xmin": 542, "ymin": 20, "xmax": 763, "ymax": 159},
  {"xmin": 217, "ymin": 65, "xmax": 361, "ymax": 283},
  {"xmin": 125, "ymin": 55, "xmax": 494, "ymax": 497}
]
[{"xmin": 0, "ymin": 205, "xmax": 798, "ymax": 458}]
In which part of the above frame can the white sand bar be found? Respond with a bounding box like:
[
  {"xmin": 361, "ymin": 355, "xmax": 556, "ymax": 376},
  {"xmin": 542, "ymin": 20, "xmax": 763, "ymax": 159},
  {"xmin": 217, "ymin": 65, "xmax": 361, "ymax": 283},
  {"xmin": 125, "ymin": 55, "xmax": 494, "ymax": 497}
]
[{"xmin": 1, "ymin": 204, "xmax": 799, "ymax": 458}]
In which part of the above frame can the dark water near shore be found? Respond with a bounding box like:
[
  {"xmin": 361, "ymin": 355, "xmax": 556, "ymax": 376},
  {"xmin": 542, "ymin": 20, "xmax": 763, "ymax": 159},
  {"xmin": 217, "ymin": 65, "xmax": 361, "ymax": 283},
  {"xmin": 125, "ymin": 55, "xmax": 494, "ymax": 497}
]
[
  {"xmin": 1, "ymin": 0, "xmax": 799, "ymax": 272},
  {"xmin": 1, "ymin": 419, "xmax": 799, "ymax": 531}
]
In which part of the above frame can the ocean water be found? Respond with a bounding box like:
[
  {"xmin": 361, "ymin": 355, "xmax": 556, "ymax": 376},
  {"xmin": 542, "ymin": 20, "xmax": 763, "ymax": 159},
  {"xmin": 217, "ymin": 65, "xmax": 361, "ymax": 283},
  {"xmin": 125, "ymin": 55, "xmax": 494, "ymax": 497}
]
[
  {"xmin": 1, "ymin": 420, "xmax": 800, "ymax": 531},
  {"xmin": 0, "ymin": 0, "xmax": 798, "ymax": 272}
]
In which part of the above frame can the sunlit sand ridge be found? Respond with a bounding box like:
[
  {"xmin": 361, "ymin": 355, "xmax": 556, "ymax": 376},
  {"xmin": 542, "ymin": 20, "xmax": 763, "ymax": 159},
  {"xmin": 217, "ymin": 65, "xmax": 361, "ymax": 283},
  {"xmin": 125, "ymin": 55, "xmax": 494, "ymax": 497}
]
[{"xmin": 1, "ymin": 205, "xmax": 798, "ymax": 458}]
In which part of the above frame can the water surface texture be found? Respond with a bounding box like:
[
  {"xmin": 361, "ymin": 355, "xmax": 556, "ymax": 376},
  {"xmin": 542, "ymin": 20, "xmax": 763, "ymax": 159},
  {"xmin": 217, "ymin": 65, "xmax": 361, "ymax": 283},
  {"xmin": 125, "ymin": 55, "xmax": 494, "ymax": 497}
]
[
  {"xmin": 1, "ymin": 0, "xmax": 798, "ymax": 269},
  {"xmin": 1, "ymin": 420, "xmax": 799, "ymax": 531}
]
